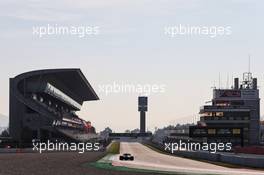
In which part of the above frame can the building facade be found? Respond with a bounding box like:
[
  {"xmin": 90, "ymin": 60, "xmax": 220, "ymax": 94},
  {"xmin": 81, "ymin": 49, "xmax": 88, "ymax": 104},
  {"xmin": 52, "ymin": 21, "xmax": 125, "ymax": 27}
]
[
  {"xmin": 261, "ymin": 121, "xmax": 264, "ymax": 143},
  {"xmin": 190, "ymin": 72, "xmax": 260, "ymax": 146}
]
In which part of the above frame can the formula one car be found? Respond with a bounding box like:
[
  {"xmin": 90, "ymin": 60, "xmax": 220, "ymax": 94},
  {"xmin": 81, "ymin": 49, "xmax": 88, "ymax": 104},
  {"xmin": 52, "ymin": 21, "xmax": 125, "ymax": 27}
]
[{"xmin": 119, "ymin": 153, "xmax": 134, "ymax": 161}]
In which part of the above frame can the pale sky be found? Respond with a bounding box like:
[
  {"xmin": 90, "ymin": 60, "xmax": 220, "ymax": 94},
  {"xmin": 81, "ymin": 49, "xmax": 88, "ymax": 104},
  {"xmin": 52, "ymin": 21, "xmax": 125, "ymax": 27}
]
[{"xmin": 0, "ymin": 0, "xmax": 263, "ymax": 132}]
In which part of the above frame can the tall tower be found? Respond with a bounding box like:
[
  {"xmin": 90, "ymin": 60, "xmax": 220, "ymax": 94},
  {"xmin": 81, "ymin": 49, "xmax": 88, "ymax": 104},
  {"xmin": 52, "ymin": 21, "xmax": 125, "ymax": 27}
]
[{"xmin": 138, "ymin": 96, "xmax": 148, "ymax": 133}]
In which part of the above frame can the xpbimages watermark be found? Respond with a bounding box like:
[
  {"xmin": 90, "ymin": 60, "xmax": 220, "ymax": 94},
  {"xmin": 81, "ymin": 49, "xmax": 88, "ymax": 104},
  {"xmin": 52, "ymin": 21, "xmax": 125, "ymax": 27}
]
[
  {"xmin": 164, "ymin": 24, "xmax": 232, "ymax": 38},
  {"xmin": 164, "ymin": 140, "xmax": 232, "ymax": 154},
  {"xmin": 98, "ymin": 82, "xmax": 166, "ymax": 96},
  {"xmin": 32, "ymin": 140, "xmax": 100, "ymax": 153},
  {"xmin": 32, "ymin": 24, "xmax": 100, "ymax": 38}
]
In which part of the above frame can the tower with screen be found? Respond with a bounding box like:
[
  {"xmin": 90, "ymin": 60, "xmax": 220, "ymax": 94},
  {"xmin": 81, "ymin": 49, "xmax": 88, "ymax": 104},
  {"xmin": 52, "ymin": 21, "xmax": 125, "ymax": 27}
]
[{"xmin": 138, "ymin": 96, "xmax": 148, "ymax": 133}]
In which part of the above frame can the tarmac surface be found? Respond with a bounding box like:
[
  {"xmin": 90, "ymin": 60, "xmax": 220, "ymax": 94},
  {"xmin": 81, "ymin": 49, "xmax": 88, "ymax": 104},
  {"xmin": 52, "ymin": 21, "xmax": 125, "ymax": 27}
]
[
  {"xmin": 0, "ymin": 151, "xmax": 167, "ymax": 175},
  {"xmin": 112, "ymin": 142, "xmax": 264, "ymax": 175}
]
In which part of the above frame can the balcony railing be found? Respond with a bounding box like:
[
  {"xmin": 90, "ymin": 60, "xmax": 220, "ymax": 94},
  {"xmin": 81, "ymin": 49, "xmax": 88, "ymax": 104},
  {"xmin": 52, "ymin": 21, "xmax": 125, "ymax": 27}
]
[{"xmin": 200, "ymin": 105, "xmax": 251, "ymax": 113}]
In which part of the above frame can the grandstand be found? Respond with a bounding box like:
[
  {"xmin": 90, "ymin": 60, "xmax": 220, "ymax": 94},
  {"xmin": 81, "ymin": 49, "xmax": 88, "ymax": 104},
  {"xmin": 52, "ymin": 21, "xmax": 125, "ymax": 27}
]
[{"xmin": 9, "ymin": 69, "xmax": 99, "ymax": 146}]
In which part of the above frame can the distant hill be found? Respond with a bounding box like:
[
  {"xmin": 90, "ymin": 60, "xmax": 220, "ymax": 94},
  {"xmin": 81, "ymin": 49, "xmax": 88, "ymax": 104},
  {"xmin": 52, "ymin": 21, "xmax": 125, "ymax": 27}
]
[{"xmin": 0, "ymin": 113, "xmax": 8, "ymax": 127}]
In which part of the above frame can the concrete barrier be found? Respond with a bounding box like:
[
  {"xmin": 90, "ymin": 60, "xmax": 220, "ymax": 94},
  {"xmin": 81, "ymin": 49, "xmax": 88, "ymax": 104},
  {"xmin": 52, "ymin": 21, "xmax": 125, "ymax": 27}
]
[{"xmin": 220, "ymin": 153, "xmax": 264, "ymax": 168}]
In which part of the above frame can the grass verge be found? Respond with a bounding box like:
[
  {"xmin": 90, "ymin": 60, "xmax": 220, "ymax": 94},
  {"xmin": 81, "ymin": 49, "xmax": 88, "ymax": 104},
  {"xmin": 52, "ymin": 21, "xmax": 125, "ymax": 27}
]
[{"xmin": 107, "ymin": 141, "xmax": 120, "ymax": 154}]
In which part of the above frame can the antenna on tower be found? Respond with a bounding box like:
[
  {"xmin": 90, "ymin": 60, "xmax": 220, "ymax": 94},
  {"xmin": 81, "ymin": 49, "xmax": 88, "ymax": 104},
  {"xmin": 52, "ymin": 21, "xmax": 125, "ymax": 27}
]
[
  {"xmin": 243, "ymin": 55, "xmax": 253, "ymax": 89},
  {"xmin": 211, "ymin": 80, "xmax": 216, "ymax": 89},
  {"xmin": 226, "ymin": 73, "xmax": 229, "ymax": 89},
  {"xmin": 248, "ymin": 54, "xmax": 251, "ymax": 73},
  {"xmin": 218, "ymin": 73, "xmax": 221, "ymax": 89},
  {"xmin": 231, "ymin": 74, "xmax": 234, "ymax": 89}
]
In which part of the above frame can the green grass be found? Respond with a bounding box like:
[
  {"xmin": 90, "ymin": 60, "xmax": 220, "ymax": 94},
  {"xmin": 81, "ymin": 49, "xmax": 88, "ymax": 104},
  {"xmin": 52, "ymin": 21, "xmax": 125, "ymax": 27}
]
[{"xmin": 107, "ymin": 141, "xmax": 120, "ymax": 154}]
